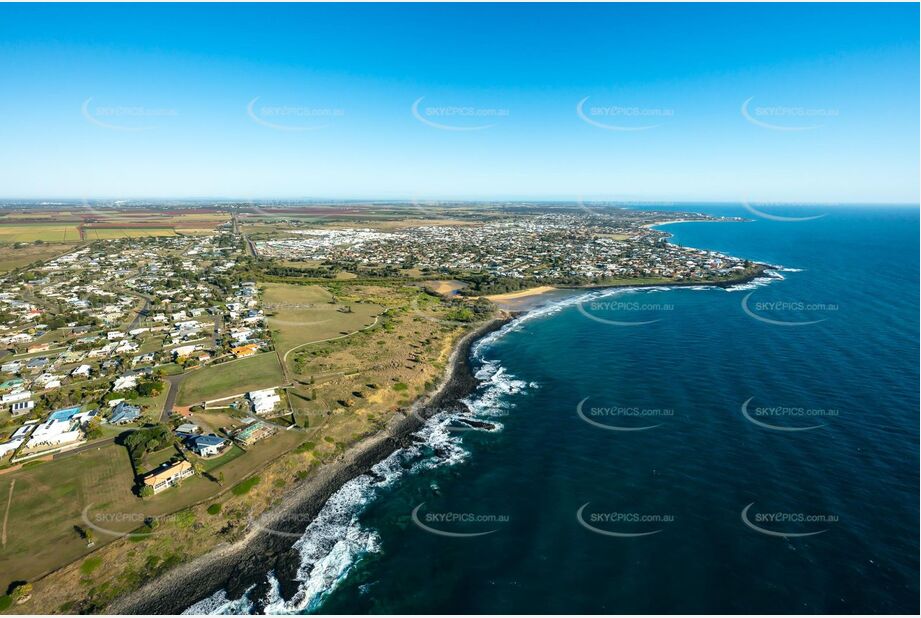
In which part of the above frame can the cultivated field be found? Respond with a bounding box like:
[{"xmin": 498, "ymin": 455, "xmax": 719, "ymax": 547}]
[
  {"xmin": 81, "ymin": 227, "xmax": 177, "ymax": 240},
  {"xmin": 0, "ymin": 225, "xmax": 81, "ymax": 243}
]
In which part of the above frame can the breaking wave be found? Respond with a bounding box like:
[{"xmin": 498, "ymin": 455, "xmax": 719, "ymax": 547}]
[{"xmin": 186, "ymin": 328, "xmax": 532, "ymax": 614}]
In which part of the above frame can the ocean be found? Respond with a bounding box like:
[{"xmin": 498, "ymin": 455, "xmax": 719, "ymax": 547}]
[{"xmin": 188, "ymin": 204, "xmax": 919, "ymax": 614}]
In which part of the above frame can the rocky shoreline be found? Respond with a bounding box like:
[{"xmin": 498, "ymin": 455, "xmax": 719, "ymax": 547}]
[{"xmin": 107, "ymin": 315, "xmax": 511, "ymax": 615}]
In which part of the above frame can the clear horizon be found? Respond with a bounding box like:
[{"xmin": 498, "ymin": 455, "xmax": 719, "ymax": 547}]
[{"xmin": 0, "ymin": 3, "xmax": 918, "ymax": 202}]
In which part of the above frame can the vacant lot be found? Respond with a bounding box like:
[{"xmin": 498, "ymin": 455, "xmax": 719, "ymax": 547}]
[
  {"xmin": 0, "ymin": 224, "xmax": 81, "ymax": 243},
  {"xmin": 177, "ymin": 353, "xmax": 285, "ymax": 405},
  {"xmin": 262, "ymin": 283, "xmax": 382, "ymax": 367},
  {"xmin": 0, "ymin": 425, "xmax": 306, "ymax": 599},
  {"xmin": 0, "ymin": 243, "xmax": 74, "ymax": 272},
  {"xmin": 0, "ymin": 445, "xmax": 137, "ymax": 592}
]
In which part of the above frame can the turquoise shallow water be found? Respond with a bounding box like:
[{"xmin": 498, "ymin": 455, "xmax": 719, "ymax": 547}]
[{"xmin": 191, "ymin": 205, "xmax": 920, "ymax": 614}]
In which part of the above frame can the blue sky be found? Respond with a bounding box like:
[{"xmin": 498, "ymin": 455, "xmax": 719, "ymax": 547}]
[{"xmin": 0, "ymin": 3, "xmax": 917, "ymax": 203}]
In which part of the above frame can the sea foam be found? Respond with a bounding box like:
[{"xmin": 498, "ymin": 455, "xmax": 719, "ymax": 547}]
[{"xmin": 186, "ymin": 335, "xmax": 532, "ymax": 614}]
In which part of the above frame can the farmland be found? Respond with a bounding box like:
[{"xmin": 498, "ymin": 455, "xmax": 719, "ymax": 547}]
[
  {"xmin": 0, "ymin": 224, "xmax": 81, "ymax": 243},
  {"xmin": 0, "ymin": 208, "xmax": 230, "ymax": 244}
]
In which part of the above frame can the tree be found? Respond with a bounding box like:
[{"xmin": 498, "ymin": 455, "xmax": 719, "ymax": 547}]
[
  {"xmin": 84, "ymin": 418, "xmax": 102, "ymax": 440},
  {"xmin": 10, "ymin": 583, "xmax": 32, "ymax": 603},
  {"xmin": 140, "ymin": 485, "xmax": 154, "ymax": 498}
]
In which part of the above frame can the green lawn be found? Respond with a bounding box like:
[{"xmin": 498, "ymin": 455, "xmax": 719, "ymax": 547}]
[
  {"xmin": 200, "ymin": 444, "xmax": 245, "ymax": 472},
  {"xmin": 177, "ymin": 353, "xmax": 285, "ymax": 405}
]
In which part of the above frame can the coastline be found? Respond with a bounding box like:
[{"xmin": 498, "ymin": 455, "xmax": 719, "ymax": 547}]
[
  {"xmin": 106, "ymin": 314, "xmax": 511, "ymax": 615},
  {"xmin": 488, "ymin": 265, "xmax": 770, "ymax": 311},
  {"xmin": 103, "ymin": 218, "xmax": 764, "ymax": 614}
]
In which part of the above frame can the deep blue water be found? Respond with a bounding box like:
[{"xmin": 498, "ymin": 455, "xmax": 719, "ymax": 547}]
[{"xmin": 192, "ymin": 205, "xmax": 920, "ymax": 615}]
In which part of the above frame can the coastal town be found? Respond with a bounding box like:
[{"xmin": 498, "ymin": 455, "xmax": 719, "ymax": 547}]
[
  {"xmin": 254, "ymin": 211, "xmax": 758, "ymax": 285},
  {"xmin": 0, "ymin": 201, "xmax": 763, "ymax": 613},
  {"xmin": 0, "ymin": 228, "xmax": 293, "ymax": 487}
]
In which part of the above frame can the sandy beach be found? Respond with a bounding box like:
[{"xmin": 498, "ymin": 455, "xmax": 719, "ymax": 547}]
[{"xmin": 484, "ymin": 286, "xmax": 558, "ymax": 310}]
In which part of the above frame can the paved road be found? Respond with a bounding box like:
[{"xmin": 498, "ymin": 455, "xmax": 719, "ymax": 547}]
[
  {"xmin": 160, "ymin": 374, "xmax": 186, "ymax": 423},
  {"xmin": 51, "ymin": 436, "xmax": 116, "ymax": 460},
  {"xmin": 127, "ymin": 298, "xmax": 150, "ymax": 332},
  {"xmin": 212, "ymin": 311, "xmax": 223, "ymax": 348}
]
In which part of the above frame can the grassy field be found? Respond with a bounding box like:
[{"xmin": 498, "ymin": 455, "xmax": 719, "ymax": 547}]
[
  {"xmin": 177, "ymin": 353, "xmax": 285, "ymax": 405},
  {"xmin": 262, "ymin": 283, "xmax": 383, "ymax": 365},
  {"xmin": 81, "ymin": 227, "xmax": 177, "ymax": 239},
  {"xmin": 0, "ymin": 243, "xmax": 74, "ymax": 272},
  {"xmin": 0, "ymin": 224, "xmax": 81, "ymax": 243},
  {"xmin": 0, "ymin": 445, "xmax": 138, "ymax": 592},
  {"xmin": 0, "ymin": 425, "xmax": 307, "ymax": 600}
]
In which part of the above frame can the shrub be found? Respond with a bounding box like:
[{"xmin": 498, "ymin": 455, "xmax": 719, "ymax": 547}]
[
  {"xmin": 80, "ymin": 556, "xmax": 103, "ymax": 575},
  {"xmin": 231, "ymin": 476, "xmax": 260, "ymax": 496},
  {"xmin": 206, "ymin": 503, "xmax": 221, "ymax": 515},
  {"xmin": 392, "ymin": 382, "xmax": 408, "ymax": 392}
]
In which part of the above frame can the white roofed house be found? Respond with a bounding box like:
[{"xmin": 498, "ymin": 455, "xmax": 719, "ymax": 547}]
[
  {"xmin": 115, "ymin": 339, "xmax": 139, "ymax": 354},
  {"xmin": 0, "ymin": 422, "xmax": 38, "ymax": 457},
  {"xmin": 1, "ymin": 360, "xmax": 22, "ymax": 374},
  {"xmin": 248, "ymin": 387, "xmax": 281, "ymax": 415},
  {"xmin": 24, "ymin": 408, "xmax": 97, "ymax": 451},
  {"xmin": 2, "ymin": 389, "xmax": 31, "ymax": 405},
  {"xmin": 112, "ymin": 374, "xmax": 138, "ymax": 392},
  {"xmin": 172, "ymin": 344, "xmax": 198, "ymax": 360}
]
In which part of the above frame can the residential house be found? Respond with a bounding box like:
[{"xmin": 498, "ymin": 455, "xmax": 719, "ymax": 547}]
[
  {"xmin": 112, "ymin": 375, "xmax": 138, "ymax": 391},
  {"xmin": 71, "ymin": 364, "xmax": 92, "ymax": 378},
  {"xmin": 186, "ymin": 434, "xmax": 228, "ymax": 457},
  {"xmin": 143, "ymin": 460, "xmax": 194, "ymax": 494},
  {"xmin": 233, "ymin": 420, "xmax": 276, "ymax": 446},
  {"xmin": 248, "ymin": 388, "xmax": 281, "ymax": 415},
  {"xmin": 10, "ymin": 400, "xmax": 34, "ymax": 416},
  {"xmin": 108, "ymin": 401, "xmax": 141, "ymax": 425},
  {"xmin": 2, "ymin": 390, "xmax": 31, "ymax": 405},
  {"xmin": 1, "ymin": 361, "xmax": 22, "ymax": 374},
  {"xmin": 231, "ymin": 343, "xmax": 259, "ymax": 359}
]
